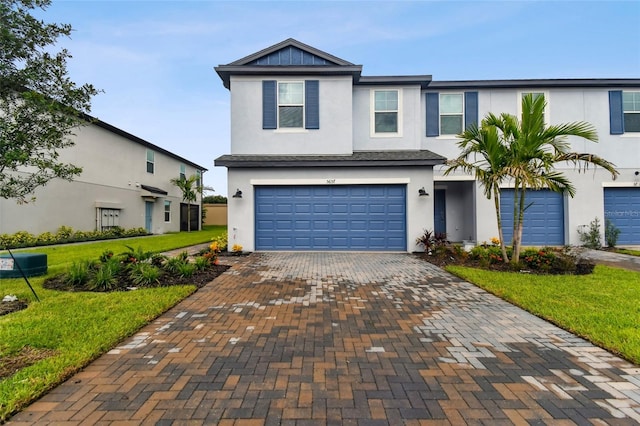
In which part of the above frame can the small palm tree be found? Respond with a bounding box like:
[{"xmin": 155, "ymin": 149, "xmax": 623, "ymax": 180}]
[
  {"xmin": 447, "ymin": 94, "xmax": 618, "ymax": 264},
  {"xmin": 170, "ymin": 174, "xmax": 201, "ymax": 232},
  {"xmin": 444, "ymin": 123, "xmax": 511, "ymax": 262}
]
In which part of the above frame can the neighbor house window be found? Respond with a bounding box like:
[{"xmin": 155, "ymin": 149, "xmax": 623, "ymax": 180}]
[
  {"xmin": 372, "ymin": 90, "xmax": 400, "ymax": 134},
  {"xmin": 278, "ymin": 82, "xmax": 304, "ymax": 128},
  {"xmin": 195, "ymin": 169, "xmax": 202, "ymax": 188},
  {"xmin": 623, "ymin": 91, "xmax": 640, "ymax": 132},
  {"xmin": 179, "ymin": 164, "xmax": 186, "ymax": 180},
  {"xmin": 146, "ymin": 150, "xmax": 154, "ymax": 174},
  {"xmin": 440, "ymin": 94, "xmax": 463, "ymax": 135},
  {"xmin": 164, "ymin": 201, "xmax": 171, "ymax": 222}
]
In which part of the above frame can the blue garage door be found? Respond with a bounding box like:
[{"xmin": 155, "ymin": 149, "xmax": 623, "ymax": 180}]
[
  {"xmin": 255, "ymin": 185, "xmax": 406, "ymax": 251},
  {"xmin": 604, "ymin": 188, "xmax": 640, "ymax": 245},
  {"xmin": 500, "ymin": 189, "xmax": 564, "ymax": 246}
]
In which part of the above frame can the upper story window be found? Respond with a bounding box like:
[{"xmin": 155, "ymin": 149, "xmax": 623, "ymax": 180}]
[
  {"xmin": 195, "ymin": 170, "xmax": 202, "ymax": 188},
  {"xmin": 440, "ymin": 94, "xmax": 463, "ymax": 135},
  {"xmin": 279, "ymin": 82, "xmax": 304, "ymax": 128},
  {"xmin": 263, "ymin": 80, "xmax": 319, "ymax": 130},
  {"xmin": 426, "ymin": 91, "xmax": 478, "ymax": 137},
  {"xmin": 179, "ymin": 164, "xmax": 186, "ymax": 180},
  {"xmin": 623, "ymin": 92, "xmax": 640, "ymax": 132},
  {"xmin": 519, "ymin": 92, "xmax": 549, "ymax": 124},
  {"xmin": 146, "ymin": 150, "xmax": 154, "ymax": 174},
  {"xmin": 373, "ymin": 90, "xmax": 399, "ymax": 134},
  {"xmin": 609, "ymin": 90, "xmax": 639, "ymax": 135}
]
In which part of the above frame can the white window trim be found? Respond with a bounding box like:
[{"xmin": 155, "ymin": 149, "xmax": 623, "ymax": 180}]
[
  {"xmin": 622, "ymin": 91, "xmax": 640, "ymax": 134},
  {"xmin": 518, "ymin": 91, "xmax": 550, "ymax": 125},
  {"xmin": 439, "ymin": 93, "xmax": 465, "ymax": 136},
  {"xmin": 278, "ymin": 80, "xmax": 305, "ymax": 130},
  {"xmin": 146, "ymin": 149, "xmax": 155, "ymax": 174},
  {"xmin": 370, "ymin": 88, "xmax": 403, "ymax": 138},
  {"xmin": 164, "ymin": 201, "xmax": 171, "ymax": 223}
]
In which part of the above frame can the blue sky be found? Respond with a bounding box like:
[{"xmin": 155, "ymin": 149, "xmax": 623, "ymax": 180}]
[{"xmin": 40, "ymin": 0, "xmax": 640, "ymax": 196}]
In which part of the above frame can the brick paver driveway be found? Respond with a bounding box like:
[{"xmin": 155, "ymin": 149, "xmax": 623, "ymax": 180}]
[{"xmin": 11, "ymin": 253, "xmax": 640, "ymax": 425}]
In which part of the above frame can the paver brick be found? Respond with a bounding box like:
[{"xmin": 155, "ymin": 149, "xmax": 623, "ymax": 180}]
[{"xmin": 8, "ymin": 252, "xmax": 640, "ymax": 424}]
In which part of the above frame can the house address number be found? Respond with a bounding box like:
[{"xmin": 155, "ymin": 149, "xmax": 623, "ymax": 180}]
[{"xmin": 326, "ymin": 179, "xmax": 336, "ymax": 184}]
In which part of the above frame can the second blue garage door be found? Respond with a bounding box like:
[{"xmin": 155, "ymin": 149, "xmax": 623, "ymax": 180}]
[
  {"xmin": 604, "ymin": 188, "xmax": 640, "ymax": 245},
  {"xmin": 500, "ymin": 189, "xmax": 565, "ymax": 246},
  {"xmin": 255, "ymin": 185, "xmax": 406, "ymax": 251}
]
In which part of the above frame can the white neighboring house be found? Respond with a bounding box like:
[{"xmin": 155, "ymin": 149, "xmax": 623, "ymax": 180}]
[
  {"xmin": 0, "ymin": 116, "xmax": 207, "ymax": 235},
  {"xmin": 215, "ymin": 39, "xmax": 640, "ymax": 251}
]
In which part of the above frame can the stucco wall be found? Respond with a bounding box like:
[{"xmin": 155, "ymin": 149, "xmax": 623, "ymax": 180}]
[{"xmin": 229, "ymin": 75, "xmax": 353, "ymax": 155}]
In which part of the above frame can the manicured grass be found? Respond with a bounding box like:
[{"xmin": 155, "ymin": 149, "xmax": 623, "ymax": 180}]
[
  {"xmin": 0, "ymin": 226, "xmax": 226, "ymax": 422},
  {"xmin": 447, "ymin": 264, "xmax": 640, "ymax": 364},
  {"xmin": 614, "ymin": 248, "xmax": 640, "ymax": 257}
]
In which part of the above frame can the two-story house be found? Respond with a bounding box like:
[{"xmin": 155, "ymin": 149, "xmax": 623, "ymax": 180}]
[
  {"xmin": 215, "ymin": 39, "xmax": 640, "ymax": 252},
  {"xmin": 0, "ymin": 116, "xmax": 208, "ymax": 235}
]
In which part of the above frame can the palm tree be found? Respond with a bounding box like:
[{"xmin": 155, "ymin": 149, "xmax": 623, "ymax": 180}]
[
  {"xmin": 444, "ymin": 122, "xmax": 511, "ymax": 262},
  {"xmin": 447, "ymin": 94, "xmax": 619, "ymax": 264},
  {"xmin": 170, "ymin": 174, "xmax": 201, "ymax": 232}
]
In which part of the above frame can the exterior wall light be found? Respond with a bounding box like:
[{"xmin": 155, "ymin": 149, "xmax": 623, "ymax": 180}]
[
  {"xmin": 232, "ymin": 189, "xmax": 243, "ymax": 198},
  {"xmin": 418, "ymin": 187, "xmax": 428, "ymax": 196}
]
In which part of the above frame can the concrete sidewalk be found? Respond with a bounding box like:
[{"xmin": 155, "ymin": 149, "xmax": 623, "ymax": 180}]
[{"xmin": 9, "ymin": 252, "xmax": 640, "ymax": 425}]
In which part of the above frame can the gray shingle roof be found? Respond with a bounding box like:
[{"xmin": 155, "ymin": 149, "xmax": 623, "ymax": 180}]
[{"xmin": 215, "ymin": 150, "xmax": 446, "ymax": 168}]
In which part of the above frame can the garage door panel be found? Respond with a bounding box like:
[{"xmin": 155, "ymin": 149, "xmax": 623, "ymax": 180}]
[
  {"xmin": 255, "ymin": 185, "xmax": 406, "ymax": 250},
  {"xmin": 501, "ymin": 189, "xmax": 564, "ymax": 246},
  {"xmin": 604, "ymin": 188, "xmax": 640, "ymax": 245}
]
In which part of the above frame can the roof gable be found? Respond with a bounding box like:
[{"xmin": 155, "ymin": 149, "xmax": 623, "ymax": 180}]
[
  {"xmin": 215, "ymin": 38, "xmax": 362, "ymax": 89},
  {"xmin": 228, "ymin": 38, "xmax": 354, "ymax": 67}
]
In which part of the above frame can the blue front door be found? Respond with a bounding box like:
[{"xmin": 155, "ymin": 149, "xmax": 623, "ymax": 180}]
[
  {"xmin": 255, "ymin": 185, "xmax": 406, "ymax": 251},
  {"xmin": 145, "ymin": 201, "xmax": 153, "ymax": 233},
  {"xmin": 434, "ymin": 189, "xmax": 446, "ymax": 235}
]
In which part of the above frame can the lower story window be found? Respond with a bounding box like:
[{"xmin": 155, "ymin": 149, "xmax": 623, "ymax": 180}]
[{"xmin": 164, "ymin": 201, "xmax": 171, "ymax": 222}]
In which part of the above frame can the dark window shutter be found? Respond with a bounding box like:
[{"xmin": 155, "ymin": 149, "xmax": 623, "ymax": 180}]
[
  {"xmin": 464, "ymin": 91, "xmax": 478, "ymax": 129},
  {"xmin": 426, "ymin": 92, "xmax": 439, "ymax": 137},
  {"xmin": 262, "ymin": 80, "xmax": 277, "ymax": 129},
  {"xmin": 609, "ymin": 90, "xmax": 624, "ymax": 135},
  {"xmin": 305, "ymin": 80, "xmax": 319, "ymax": 129}
]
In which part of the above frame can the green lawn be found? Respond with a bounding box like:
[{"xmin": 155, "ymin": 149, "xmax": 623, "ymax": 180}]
[
  {"xmin": 0, "ymin": 225, "xmax": 226, "ymax": 422},
  {"xmin": 447, "ymin": 264, "xmax": 640, "ymax": 365}
]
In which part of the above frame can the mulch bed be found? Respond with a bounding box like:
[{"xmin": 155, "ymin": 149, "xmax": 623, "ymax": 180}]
[
  {"xmin": 0, "ymin": 346, "xmax": 58, "ymax": 380},
  {"xmin": 0, "ymin": 300, "xmax": 28, "ymax": 317},
  {"xmin": 42, "ymin": 264, "xmax": 230, "ymax": 292}
]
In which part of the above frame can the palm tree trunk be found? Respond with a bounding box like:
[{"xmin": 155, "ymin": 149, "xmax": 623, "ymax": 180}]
[
  {"xmin": 187, "ymin": 205, "xmax": 191, "ymax": 232},
  {"xmin": 513, "ymin": 185, "xmax": 526, "ymax": 263},
  {"xmin": 492, "ymin": 185, "xmax": 510, "ymax": 263}
]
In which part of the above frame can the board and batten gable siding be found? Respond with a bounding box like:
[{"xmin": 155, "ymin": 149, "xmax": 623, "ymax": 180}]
[{"xmin": 230, "ymin": 75, "xmax": 353, "ymax": 155}]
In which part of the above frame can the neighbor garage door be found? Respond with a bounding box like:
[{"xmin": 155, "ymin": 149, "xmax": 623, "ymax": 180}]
[
  {"xmin": 500, "ymin": 189, "xmax": 564, "ymax": 246},
  {"xmin": 604, "ymin": 188, "xmax": 640, "ymax": 245},
  {"xmin": 255, "ymin": 185, "xmax": 406, "ymax": 250}
]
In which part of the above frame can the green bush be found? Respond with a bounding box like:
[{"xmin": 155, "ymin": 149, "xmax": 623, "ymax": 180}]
[
  {"xmin": 175, "ymin": 262, "xmax": 196, "ymax": 278},
  {"xmin": 164, "ymin": 257, "xmax": 187, "ymax": 274},
  {"xmin": 89, "ymin": 259, "xmax": 120, "ymax": 291},
  {"xmin": 578, "ymin": 217, "xmax": 602, "ymax": 249},
  {"xmin": 0, "ymin": 226, "xmax": 150, "ymax": 249},
  {"xmin": 65, "ymin": 260, "xmax": 94, "ymax": 287},
  {"xmin": 129, "ymin": 263, "xmax": 162, "ymax": 286},
  {"xmin": 605, "ymin": 219, "xmax": 621, "ymax": 248}
]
